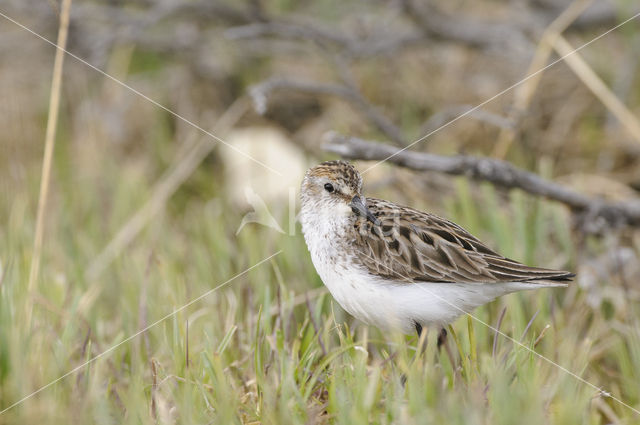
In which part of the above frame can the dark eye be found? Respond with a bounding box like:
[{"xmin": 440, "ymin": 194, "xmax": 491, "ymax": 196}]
[{"xmin": 324, "ymin": 183, "xmax": 334, "ymax": 193}]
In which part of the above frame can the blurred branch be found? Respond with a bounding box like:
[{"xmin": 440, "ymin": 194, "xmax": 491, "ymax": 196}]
[
  {"xmin": 401, "ymin": 0, "xmax": 534, "ymax": 53},
  {"xmin": 250, "ymin": 78, "xmax": 353, "ymax": 113},
  {"xmin": 225, "ymin": 21, "xmax": 423, "ymax": 58},
  {"xmin": 65, "ymin": 0, "xmax": 256, "ymax": 62},
  {"xmin": 324, "ymin": 132, "xmax": 640, "ymax": 233},
  {"xmin": 226, "ymin": 21, "xmax": 353, "ymax": 48},
  {"xmin": 227, "ymin": 1, "xmax": 538, "ymax": 57},
  {"xmin": 27, "ymin": 0, "xmax": 629, "ymax": 66},
  {"xmin": 72, "ymin": 0, "xmax": 254, "ymax": 27},
  {"xmin": 250, "ymin": 77, "xmax": 406, "ymax": 145},
  {"xmin": 419, "ymin": 105, "xmax": 514, "ymax": 136}
]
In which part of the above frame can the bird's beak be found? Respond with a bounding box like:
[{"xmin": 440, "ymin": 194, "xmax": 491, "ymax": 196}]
[{"xmin": 350, "ymin": 196, "xmax": 380, "ymax": 225}]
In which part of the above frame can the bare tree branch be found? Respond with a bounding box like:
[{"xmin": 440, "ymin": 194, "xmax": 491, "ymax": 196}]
[
  {"xmin": 225, "ymin": 21, "xmax": 353, "ymax": 49},
  {"xmin": 419, "ymin": 105, "xmax": 514, "ymax": 136},
  {"xmin": 225, "ymin": 21, "xmax": 424, "ymax": 58},
  {"xmin": 324, "ymin": 132, "xmax": 640, "ymax": 233},
  {"xmin": 401, "ymin": 0, "xmax": 534, "ymax": 54},
  {"xmin": 250, "ymin": 78, "xmax": 406, "ymax": 145}
]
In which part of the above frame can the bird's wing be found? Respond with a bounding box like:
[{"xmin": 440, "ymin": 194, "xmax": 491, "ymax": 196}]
[{"xmin": 349, "ymin": 198, "xmax": 574, "ymax": 284}]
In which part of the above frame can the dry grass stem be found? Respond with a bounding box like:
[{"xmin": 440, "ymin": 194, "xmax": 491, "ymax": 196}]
[
  {"xmin": 553, "ymin": 34, "xmax": 640, "ymax": 144},
  {"xmin": 492, "ymin": 0, "xmax": 593, "ymax": 158},
  {"xmin": 25, "ymin": 0, "xmax": 73, "ymax": 327}
]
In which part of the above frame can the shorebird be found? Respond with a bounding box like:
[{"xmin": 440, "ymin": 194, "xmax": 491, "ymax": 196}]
[{"xmin": 300, "ymin": 160, "xmax": 574, "ymax": 343}]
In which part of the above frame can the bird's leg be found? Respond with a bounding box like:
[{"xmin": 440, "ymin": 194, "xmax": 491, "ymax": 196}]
[
  {"xmin": 436, "ymin": 327, "xmax": 447, "ymax": 351},
  {"xmin": 437, "ymin": 327, "xmax": 457, "ymax": 371},
  {"xmin": 401, "ymin": 321, "xmax": 427, "ymax": 386},
  {"xmin": 414, "ymin": 321, "xmax": 427, "ymax": 354},
  {"xmin": 415, "ymin": 322, "xmax": 423, "ymax": 337}
]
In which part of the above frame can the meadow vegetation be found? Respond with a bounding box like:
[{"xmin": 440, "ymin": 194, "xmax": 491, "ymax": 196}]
[{"xmin": 1, "ymin": 0, "xmax": 640, "ymax": 423}]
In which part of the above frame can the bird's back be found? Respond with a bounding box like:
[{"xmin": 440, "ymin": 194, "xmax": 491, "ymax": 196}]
[{"xmin": 348, "ymin": 198, "xmax": 574, "ymax": 286}]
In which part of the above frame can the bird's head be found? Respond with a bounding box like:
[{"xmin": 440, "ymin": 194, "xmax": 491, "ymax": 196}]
[{"xmin": 301, "ymin": 160, "xmax": 379, "ymax": 225}]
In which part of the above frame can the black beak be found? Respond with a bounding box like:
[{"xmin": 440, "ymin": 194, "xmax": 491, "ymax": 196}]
[{"xmin": 350, "ymin": 196, "xmax": 380, "ymax": 225}]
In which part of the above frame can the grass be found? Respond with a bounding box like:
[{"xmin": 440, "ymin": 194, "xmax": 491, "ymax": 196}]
[
  {"xmin": 1, "ymin": 2, "xmax": 640, "ymax": 421},
  {"xmin": 1, "ymin": 143, "xmax": 639, "ymax": 424}
]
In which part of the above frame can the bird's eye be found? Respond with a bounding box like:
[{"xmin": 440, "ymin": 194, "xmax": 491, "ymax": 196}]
[{"xmin": 324, "ymin": 183, "xmax": 334, "ymax": 193}]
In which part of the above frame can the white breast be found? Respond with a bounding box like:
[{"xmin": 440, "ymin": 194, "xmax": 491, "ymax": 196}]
[{"xmin": 300, "ymin": 201, "xmax": 385, "ymax": 324}]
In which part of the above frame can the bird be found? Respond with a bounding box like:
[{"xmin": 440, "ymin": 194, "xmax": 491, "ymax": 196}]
[{"xmin": 299, "ymin": 160, "xmax": 574, "ymax": 344}]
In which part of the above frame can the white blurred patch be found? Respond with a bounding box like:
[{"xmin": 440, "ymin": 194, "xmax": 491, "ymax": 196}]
[{"xmin": 221, "ymin": 126, "xmax": 307, "ymax": 204}]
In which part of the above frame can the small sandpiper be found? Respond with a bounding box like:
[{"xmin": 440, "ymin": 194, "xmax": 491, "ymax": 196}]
[{"xmin": 300, "ymin": 160, "xmax": 574, "ymax": 342}]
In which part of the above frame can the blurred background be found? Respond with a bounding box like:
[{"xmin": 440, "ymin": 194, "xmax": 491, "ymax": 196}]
[{"xmin": 1, "ymin": 0, "xmax": 640, "ymax": 423}]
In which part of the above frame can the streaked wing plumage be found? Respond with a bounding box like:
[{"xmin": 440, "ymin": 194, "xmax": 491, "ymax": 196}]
[{"xmin": 350, "ymin": 198, "xmax": 574, "ymax": 285}]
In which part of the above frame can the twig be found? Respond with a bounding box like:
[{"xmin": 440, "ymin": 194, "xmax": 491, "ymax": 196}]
[
  {"xmin": 324, "ymin": 132, "xmax": 640, "ymax": 233},
  {"xmin": 250, "ymin": 77, "xmax": 406, "ymax": 145},
  {"xmin": 401, "ymin": 0, "xmax": 533, "ymax": 53},
  {"xmin": 420, "ymin": 105, "xmax": 514, "ymax": 136},
  {"xmin": 249, "ymin": 78, "xmax": 353, "ymax": 115},
  {"xmin": 26, "ymin": 0, "xmax": 73, "ymax": 327},
  {"xmin": 226, "ymin": 21, "xmax": 352, "ymax": 49},
  {"xmin": 225, "ymin": 21, "xmax": 423, "ymax": 58}
]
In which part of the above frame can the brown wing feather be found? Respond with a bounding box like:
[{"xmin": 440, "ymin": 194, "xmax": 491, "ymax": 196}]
[{"xmin": 350, "ymin": 198, "xmax": 574, "ymax": 284}]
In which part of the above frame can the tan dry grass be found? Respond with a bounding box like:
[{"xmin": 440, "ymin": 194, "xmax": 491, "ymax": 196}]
[{"xmin": 25, "ymin": 0, "xmax": 73, "ymax": 327}]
